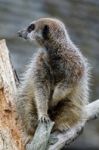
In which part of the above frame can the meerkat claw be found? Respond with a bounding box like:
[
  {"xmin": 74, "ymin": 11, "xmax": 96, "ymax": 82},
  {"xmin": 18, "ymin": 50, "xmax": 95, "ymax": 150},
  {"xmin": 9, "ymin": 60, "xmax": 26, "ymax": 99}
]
[{"xmin": 39, "ymin": 115, "xmax": 50, "ymax": 123}]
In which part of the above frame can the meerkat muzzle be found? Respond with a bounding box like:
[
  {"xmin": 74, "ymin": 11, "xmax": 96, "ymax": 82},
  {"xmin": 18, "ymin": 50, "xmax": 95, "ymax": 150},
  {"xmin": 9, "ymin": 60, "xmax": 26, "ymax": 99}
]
[{"xmin": 17, "ymin": 29, "xmax": 28, "ymax": 39}]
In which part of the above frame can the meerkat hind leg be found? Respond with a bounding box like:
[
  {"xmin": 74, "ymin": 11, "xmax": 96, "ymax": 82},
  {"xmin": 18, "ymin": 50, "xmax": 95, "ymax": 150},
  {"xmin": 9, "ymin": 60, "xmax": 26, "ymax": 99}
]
[
  {"xmin": 17, "ymin": 97, "xmax": 38, "ymax": 143},
  {"xmin": 50, "ymin": 99, "xmax": 81, "ymax": 132}
]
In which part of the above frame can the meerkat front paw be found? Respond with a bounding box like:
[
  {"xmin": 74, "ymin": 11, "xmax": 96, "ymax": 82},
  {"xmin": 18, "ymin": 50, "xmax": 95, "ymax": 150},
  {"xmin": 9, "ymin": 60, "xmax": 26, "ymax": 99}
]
[{"xmin": 38, "ymin": 114, "xmax": 50, "ymax": 123}]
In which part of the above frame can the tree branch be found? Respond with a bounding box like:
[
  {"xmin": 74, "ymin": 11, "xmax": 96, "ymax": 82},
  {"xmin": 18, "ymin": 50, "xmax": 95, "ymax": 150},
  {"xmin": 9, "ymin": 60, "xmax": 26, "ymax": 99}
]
[
  {"xmin": 26, "ymin": 121, "xmax": 54, "ymax": 150},
  {"xmin": 48, "ymin": 99, "xmax": 99, "ymax": 150},
  {"xmin": 86, "ymin": 99, "xmax": 99, "ymax": 120}
]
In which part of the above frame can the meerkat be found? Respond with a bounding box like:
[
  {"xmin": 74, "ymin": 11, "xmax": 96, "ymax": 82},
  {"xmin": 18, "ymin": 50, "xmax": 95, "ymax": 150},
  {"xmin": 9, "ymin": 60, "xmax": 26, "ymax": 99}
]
[{"xmin": 17, "ymin": 18, "xmax": 90, "ymax": 142}]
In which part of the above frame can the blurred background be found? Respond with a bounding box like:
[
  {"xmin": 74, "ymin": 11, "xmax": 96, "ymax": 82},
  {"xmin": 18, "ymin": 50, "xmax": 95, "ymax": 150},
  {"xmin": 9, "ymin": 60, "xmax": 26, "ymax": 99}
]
[{"xmin": 0, "ymin": 0, "xmax": 99, "ymax": 149}]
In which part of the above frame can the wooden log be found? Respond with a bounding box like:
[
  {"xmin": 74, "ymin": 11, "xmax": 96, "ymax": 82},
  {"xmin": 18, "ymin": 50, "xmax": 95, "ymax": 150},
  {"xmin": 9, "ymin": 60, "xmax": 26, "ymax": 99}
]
[
  {"xmin": 0, "ymin": 39, "xmax": 24, "ymax": 150},
  {"xmin": 26, "ymin": 121, "xmax": 54, "ymax": 150}
]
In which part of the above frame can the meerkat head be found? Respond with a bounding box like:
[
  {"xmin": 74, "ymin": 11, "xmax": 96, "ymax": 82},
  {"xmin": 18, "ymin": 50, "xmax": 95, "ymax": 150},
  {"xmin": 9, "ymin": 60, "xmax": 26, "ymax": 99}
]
[{"xmin": 18, "ymin": 18, "xmax": 68, "ymax": 47}]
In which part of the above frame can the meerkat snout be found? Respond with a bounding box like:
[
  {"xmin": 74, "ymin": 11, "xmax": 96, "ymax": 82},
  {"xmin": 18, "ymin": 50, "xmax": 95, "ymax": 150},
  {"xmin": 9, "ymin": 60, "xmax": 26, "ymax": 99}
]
[
  {"xmin": 17, "ymin": 23, "xmax": 36, "ymax": 41},
  {"xmin": 18, "ymin": 29, "xmax": 28, "ymax": 39}
]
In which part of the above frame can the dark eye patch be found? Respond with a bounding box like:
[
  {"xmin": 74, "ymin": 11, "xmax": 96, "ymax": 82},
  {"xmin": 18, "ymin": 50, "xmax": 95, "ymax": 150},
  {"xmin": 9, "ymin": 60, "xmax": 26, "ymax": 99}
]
[
  {"xmin": 27, "ymin": 24, "xmax": 35, "ymax": 33},
  {"xmin": 42, "ymin": 25, "xmax": 49, "ymax": 40}
]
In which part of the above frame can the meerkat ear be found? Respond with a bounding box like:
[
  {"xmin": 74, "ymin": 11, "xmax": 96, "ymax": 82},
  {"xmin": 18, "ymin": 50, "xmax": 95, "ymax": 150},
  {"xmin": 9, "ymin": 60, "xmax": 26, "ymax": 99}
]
[{"xmin": 42, "ymin": 25, "xmax": 49, "ymax": 40}]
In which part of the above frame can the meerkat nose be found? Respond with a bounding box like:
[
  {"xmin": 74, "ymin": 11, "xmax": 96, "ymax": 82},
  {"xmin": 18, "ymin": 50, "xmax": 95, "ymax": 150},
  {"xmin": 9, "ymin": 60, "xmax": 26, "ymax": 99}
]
[{"xmin": 17, "ymin": 29, "xmax": 28, "ymax": 39}]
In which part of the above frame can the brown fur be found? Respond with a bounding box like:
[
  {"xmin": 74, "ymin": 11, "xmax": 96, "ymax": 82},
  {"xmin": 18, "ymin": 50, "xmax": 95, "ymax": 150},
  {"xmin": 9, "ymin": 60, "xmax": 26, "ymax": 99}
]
[{"xmin": 16, "ymin": 18, "xmax": 90, "ymax": 142}]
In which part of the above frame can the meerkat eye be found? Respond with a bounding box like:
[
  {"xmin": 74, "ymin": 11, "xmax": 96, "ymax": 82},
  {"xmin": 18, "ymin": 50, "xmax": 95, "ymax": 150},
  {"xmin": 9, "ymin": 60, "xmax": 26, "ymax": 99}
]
[
  {"xmin": 27, "ymin": 24, "xmax": 35, "ymax": 33},
  {"xmin": 42, "ymin": 25, "xmax": 49, "ymax": 40}
]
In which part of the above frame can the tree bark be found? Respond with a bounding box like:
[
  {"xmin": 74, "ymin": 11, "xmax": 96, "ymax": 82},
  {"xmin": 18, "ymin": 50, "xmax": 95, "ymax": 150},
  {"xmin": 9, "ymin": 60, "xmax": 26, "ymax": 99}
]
[{"xmin": 0, "ymin": 39, "xmax": 24, "ymax": 150}]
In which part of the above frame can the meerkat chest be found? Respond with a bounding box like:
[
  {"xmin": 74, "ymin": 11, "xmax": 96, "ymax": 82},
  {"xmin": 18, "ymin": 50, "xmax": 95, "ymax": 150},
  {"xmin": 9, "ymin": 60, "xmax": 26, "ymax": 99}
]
[{"xmin": 48, "ymin": 55, "xmax": 65, "ymax": 84}]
